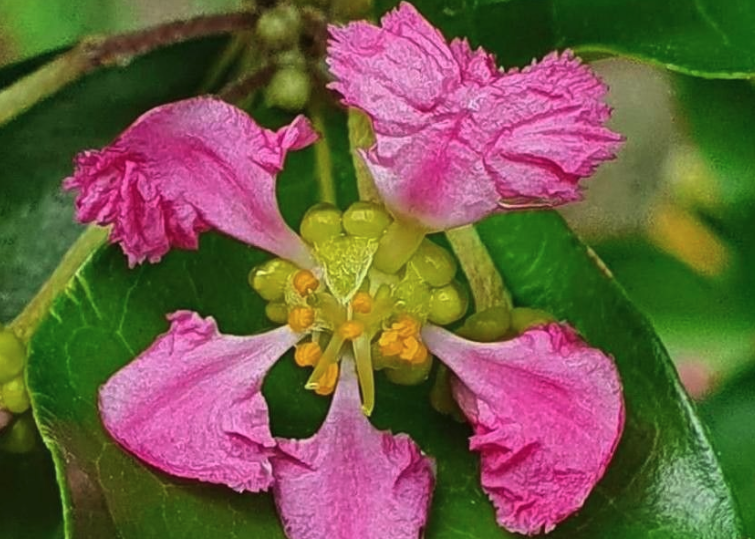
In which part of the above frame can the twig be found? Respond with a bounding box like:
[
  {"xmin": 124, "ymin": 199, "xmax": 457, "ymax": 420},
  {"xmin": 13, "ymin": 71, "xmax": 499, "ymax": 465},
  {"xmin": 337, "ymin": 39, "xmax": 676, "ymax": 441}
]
[
  {"xmin": 0, "ymin": 11, "xmax": 257, "ymax": 128},
  {"xmin": 216, "ymin": 63, "xmax": 276, "ymax": 104}
]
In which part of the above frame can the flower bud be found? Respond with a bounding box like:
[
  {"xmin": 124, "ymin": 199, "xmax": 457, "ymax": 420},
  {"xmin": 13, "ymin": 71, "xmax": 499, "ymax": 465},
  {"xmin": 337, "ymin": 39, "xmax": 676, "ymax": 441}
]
[
  {"xmin": 0, "ymin": 414, "xmax": 36, "ymax": 454},
  {"xmin": 0, "ymin": 328, "xmax": 25, "ymax": 384},
  {"xmin": 1, "ymin": 376, "xmax": 30, "ymax": 414},
  {"xmin": 511, "ymin": 307, "xmax": 556, "ymax": 334},
  {"xmin": 300, "ymin": 203, "xmax": 343, "ymax": 245},
  {"xmin": 385, "ymin": 355, "xmax": 433, "ymax": 386},
  {"xmin": 265, "ymin": 67, "xmax": 312, "ymax": 112},
  {"xmin": 457, "ymin": 305, "xmax": 512, "ymax": 342},
  {"xmin": 249, "ymin": 258, "xmax": 298, "ymax": 301},
  {"xmin": 265, "ymin": 302, "xmax": 289, "ymax": 324},
  {"xmin": 275, "ymin": 48, "xmax": 307, "ymax": 69},
  {"xmin": 407, "ymin": 239, "xmax": 457, "ymax": 287},
  {"xmin": 255, "ymin": 5, "xmax": 302, "ymax": 50},
  {"xmin": 428, "ymin": 282, "xmax": 469, "ymax": 325},
  {"xmin": 342, "ymin": 201, "xmax": 392, "ymax": 239}
]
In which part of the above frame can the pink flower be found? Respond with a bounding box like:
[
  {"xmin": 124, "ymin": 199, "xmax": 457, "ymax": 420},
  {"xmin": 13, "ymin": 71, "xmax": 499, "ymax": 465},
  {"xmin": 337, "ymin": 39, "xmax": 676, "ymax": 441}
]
[
  {"xmin": 66, "ymin": 11, "xmax": 625, "ymax": 535},
  {"xmin": 327, "ymin": 2, "xmax": 623, "ymax": 230}
]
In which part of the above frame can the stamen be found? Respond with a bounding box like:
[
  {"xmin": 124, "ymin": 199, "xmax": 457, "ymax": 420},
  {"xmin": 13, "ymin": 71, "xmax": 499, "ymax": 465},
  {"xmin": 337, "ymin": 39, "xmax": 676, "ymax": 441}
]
[
  {"xmin": 294, "ymin": 342, "xmax": 322, "ymax": 367},
  {"xmin": 338, "ymin": 320, "xmax": 365, "ymax": 340},
  {"xmin": 293, "ymin": 269, "xmax": 319, "ymax": 296},
  {"xmin": 399, "ymin": 337, "xmax": 428, "ymax": 364},
  {"xmin": 351, "ymin": 291, "xmax": 373, "ymax": 314},
  {"xmin": 378, "ymin": 330, "xmax": 403, "ymax": 357},
  {"xmin": 288, "ymin": 306, "xmax": 315, "ymax": 332},
  {"xmin": 314, "ymin": 363, "xmax": 339, "ymax": 396},
  {"xmin": 353, "ymin": 336, "xmax": 375, "ymax": 416},
  {"xmin": 393, "ymin": 314, "xmax": 421, "ymax": 339}
]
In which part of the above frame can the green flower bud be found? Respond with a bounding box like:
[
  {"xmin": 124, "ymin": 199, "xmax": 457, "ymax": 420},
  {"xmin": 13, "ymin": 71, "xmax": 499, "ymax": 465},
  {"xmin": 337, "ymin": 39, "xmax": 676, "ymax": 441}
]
[
  {"xmin": 428, "ymin": 282, "xmax": 469, "ymax": 325},
  {"xmin": 342, "ymin": 201, "xmax": 392, "ymax": 239},
  {"xmin": 265, "ymin": 67, "xmax": 312, "ymax": 112},
  {"xmin": 457, "ymin": 305, "xmax": 512, "ymax": 342},
  {"xmin": 407, "ymin": 239, "xmax": 458, "ymax": 287},
  {"xmin": 300, "ymin": 203, "xmax": 343, "ymax": 245},
  {"xmin": 511, "ymin": 307, "xmax": 556, "ymax": 334},
  {"xmin": 249, "ymin": 258, "xmax": 298, "ymax": 301},
  {"xmin": 265, "ymin": 302, "xmax": 289, "ymax": 324},
  {"xmin": 0, "ymin": 414, "xmax": 36, "ymax": 454},
  {"xmin": 2, "ymin": 376, "xmax": 30, "ymax": 414},
  {"xmin": 0, "ymin": 328, "xmax": 25, "ymax": 384},
  {"xmin": 275, "ymin": 48, "xmax": 307, "ymax": 69},
  {"xmin": 384, "ymin": 355, "xmax": 433, "ymax": 386},
  {"xmin": 255, "ymin": 5, "xmax": 302, "ymax": 49}
]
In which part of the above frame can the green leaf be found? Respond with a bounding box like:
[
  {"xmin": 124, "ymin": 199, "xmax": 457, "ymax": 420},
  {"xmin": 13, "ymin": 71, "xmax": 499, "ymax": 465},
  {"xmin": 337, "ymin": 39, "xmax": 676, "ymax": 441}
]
[
  {"xmin": 0, "ymin": 38, "xmax": 229, "ymax": 323},
  {"xmin": 700, "ymin": 364, "xmax": 755, "ymax": 534},
  {"xmin": 476, "ymin": 211, "xmax": 745, "ymax": 538},
  {"xmin": 375, "ymin": 0, "xmax": 755, "ymax": 76}
]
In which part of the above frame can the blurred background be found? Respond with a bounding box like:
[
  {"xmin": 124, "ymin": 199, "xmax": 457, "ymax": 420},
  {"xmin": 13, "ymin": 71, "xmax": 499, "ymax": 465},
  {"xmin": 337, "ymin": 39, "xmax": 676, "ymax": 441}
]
[{"xmin": 1, "ymin": 0, "xmax": 753, "ymax": 530}]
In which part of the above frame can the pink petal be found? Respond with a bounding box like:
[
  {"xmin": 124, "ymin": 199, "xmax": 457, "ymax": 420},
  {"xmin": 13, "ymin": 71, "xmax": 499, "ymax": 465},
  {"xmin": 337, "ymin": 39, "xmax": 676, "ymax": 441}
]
[
  {"xmin": 423, "ymin": 323, "xmax": 624, "ymax": 535},
  {"xmin": 272, "ymin": 358, "xmax": 435, "ymax": 539},
  {"xmin": 64, "ymin": 97, "xmax": 317, "ymax": 267},
  {"xmin": 327, "ymin": 4, "xmax": 622, "ymax": 230},
  {"xmin": 99, "ymin": 310, "xmax": 299, "ymax": 492}
]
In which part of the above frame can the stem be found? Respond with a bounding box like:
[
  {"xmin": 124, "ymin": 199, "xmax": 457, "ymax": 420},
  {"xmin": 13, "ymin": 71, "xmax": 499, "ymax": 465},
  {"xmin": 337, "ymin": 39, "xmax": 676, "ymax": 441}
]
[
  {"xmin": 372, "ymin": 219, "xmax": 426, "ymax": 275},
  {"xmin": 310, "ymin": 104, "xmax": 338, "ymax": 205},
  {"xmin": 445, "ymin": 226, "xmax": 512, "ymax": 312},
  {"xmin": 9, "ymin": 226, "xmax": 108, "ymax": 344},
  {"xmin": 0, "ymin": 11, "xmax": 257, "ymax": 128},
  {"xmin": 216, "ymin": 63, "xmax": 275, "ymax": 104}
]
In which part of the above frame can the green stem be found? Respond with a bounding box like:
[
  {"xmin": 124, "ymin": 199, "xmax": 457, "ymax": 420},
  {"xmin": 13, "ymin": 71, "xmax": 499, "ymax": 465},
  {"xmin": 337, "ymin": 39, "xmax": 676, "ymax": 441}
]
[
  {"xmin": 0, "ymin": 11, "xmax": 256, "ymax": 128},
  {"xmin": 445, "ymin": 225, "xmax": 512, "ymax": 312}
]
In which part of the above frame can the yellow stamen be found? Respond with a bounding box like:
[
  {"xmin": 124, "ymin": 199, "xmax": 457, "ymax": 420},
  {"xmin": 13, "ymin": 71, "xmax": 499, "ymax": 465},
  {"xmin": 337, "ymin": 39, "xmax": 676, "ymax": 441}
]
[
  {"xmin": 293, "ymin": 269, "xmax": 319, "ymax": 296},
  {"xmin": 393, "ymin": 314, "xmax": 421, "ymax": 339},
  {"xmin": 288, "ymin": 306, "xmax": 315, "ymax": 332},
  {"xmin": 351, "ymin": 291, "xmax": 373, "ymax": 314},
  {"xmin": 306, "ymin": 333, "xmax": 345, "ymax": 390},
  {"xmin": 399, "ymin": 337, "xmax": 428, "ymax": 365},
  {"xmin": 338, "ymin": 320, "xmax": 365, "ymax": 340},
  {"xmin": 314, "ymin": 363, "xmax": 339, "ymax": 396},
  {"xmin": 378, "ymin": 330, "xmax": 404, "ymax": 357},
  {"xmin": 294, "ymin": 342, "xmax": 322, "ymax": 367}
]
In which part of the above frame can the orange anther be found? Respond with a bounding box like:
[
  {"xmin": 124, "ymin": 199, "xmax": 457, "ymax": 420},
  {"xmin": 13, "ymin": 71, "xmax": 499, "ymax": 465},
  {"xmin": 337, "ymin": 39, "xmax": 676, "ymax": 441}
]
[
  {"xmin": 314, "ymin": 363, "xmax": 339, "ymax": 396},
  {"xmin": 392, "ymin": 314, "xmax": 421, "ymax": 339},
  {"xmin": 351, "ymin": 292, "xmax": 373, "ymax": 314},
  {"xmin": 293, "ymin": 270, "xmax": 319, "ymax": 296},
  {"xmin": 338, "ymin": 320, "xmax": 365, "ymax": 340},
  {"xmin": 295, "ymin": 342, "xmax": 322, "ymax": 367},
  {"xmin": 400, "ymin": 337, "xmax": 429, "ymax": 364},
  {"xmin": 378, "ymin": 330, "xmax": 404, "ymax": 357},
  {"xmin": 288, "ymin": 306, "xmax": 315, "ymax": 332}
]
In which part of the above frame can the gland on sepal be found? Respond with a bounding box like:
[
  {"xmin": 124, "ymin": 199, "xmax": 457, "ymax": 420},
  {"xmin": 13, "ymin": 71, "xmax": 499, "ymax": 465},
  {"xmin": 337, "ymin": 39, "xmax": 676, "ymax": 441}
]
[
  {"xmin": 0, "ymin": 326, "xmax": 25, "ymax": 384},
  {"xmin": 384, "ymin": 354, "xmax": 433, "ymax": 386},
  {"xmin": 250, "ymin": 258, "xmax": 298, "ymax": 301},
  {"xmin": 342, "ymin": 201, "xmax": 392, "ymax": 239},
  {"xmin": 407, "ymin": 239, "xmax": 458, "ymax": 288},
  {"xmin": 428, "ymin": 282, "xmax": 468, "ymax": 326},
  {"xmin": 1, "ymin": 377, "xmax": 30, "ymax": 414},
  {"xmin": 300, "ymin": 203, "xmax": 343, "ymax": 245},
  {"xmin": 511, "ymin": 307, "xmax": 557, "ymax": 334},
  {"xmin": 457, "ymin": 305, "xmax": 512, "ymax": 343}
]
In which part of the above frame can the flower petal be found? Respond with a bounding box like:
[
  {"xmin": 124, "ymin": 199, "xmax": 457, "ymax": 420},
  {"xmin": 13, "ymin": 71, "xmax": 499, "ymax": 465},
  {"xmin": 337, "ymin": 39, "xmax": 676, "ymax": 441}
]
[
  {"xmin": 423, "ymin": 323, "xmax": 624, "ymax": 535},
  {"xmin": 272, "ymin": 357, "xmax": 435, "ymax": 539},
  {"xmin": 99, "ymin": 310, "xmax": 299, "ymax": 492},
  {"xmin": 327, "ymin": 3, "xmax": 621, "ymax": 230},
  {"xmin": 64, "ymin": 97, "xmax": 317, "ymax": 267}
]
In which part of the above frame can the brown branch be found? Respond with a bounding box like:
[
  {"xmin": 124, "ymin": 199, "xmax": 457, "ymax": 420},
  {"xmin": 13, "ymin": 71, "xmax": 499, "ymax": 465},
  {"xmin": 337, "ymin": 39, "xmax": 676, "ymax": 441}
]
[
  {"xmin": 0, "ymin": 11, "xmax": 257, "ymax": 127},
  {"xmin": 216, "ymin": 63, "xmax": 276, "ymax": 104}
]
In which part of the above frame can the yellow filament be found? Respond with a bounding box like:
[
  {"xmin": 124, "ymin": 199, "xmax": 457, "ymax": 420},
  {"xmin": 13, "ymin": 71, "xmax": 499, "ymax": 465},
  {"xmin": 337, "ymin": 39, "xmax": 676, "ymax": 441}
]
[
  {"xmin": 314, "ymin": 363, "xmax": 339, "ymax": 396},
  {"xmin": 306, "ymin": 333, "xmax": 345, "ymax": 390},
  {"xmin": 353, "ymin": 337, "xmax": 375, "ymax": 416}
]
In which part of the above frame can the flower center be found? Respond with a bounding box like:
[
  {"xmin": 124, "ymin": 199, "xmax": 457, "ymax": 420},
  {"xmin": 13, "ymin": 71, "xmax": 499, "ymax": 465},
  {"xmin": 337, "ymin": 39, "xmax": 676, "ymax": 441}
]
[{"xmin": 249, "ymin": 201, "xmax": 469, "ymax": 414}]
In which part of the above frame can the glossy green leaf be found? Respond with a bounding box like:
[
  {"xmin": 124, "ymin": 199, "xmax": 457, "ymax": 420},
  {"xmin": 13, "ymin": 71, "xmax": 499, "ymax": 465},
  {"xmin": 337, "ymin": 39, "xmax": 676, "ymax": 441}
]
[
  {"xmin": 476, "ymin": 211, "xmax": 745, "ymax": 538},
  {"xmin": 0, "ymin": 38, "xmax": 229, "ymax": 323},
  {"xmin": 375, "ymin": 0, "xmax": 755, "ymax": 76},
  {"xmin": 700, "ymin": 364, "xmax": 755, "ymax": 535}
]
